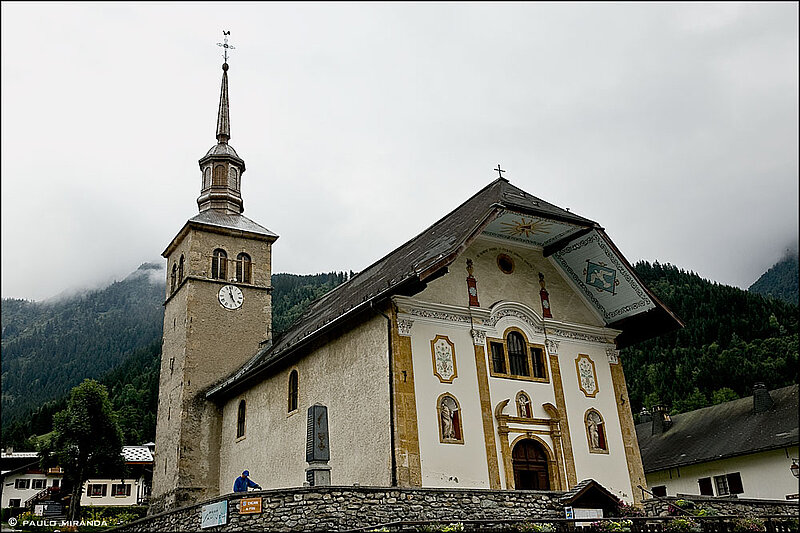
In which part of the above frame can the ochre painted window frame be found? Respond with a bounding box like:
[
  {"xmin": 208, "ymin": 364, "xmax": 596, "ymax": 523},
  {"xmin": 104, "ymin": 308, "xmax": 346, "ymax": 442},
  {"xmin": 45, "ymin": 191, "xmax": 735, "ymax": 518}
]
[{"xmin": 487, "ymin": 327, "xmax": 549, "ymax": 383}]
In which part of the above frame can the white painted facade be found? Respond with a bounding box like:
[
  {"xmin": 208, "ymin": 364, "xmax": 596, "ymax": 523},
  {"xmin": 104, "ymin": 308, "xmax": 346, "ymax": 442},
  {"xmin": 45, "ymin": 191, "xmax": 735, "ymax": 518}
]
[
  {"xmin": 80, "ymin": 476, "xmax": 149, "ymax": 507},
  {"xmin": 646, "ymin": 447, "xmax": 800, "ymax": 500},
  {"xmin": 397, "ymin": 237, "xmax": 637, "ymax": 501},
  {"xmin": 1, "ymin": 472, "xmax": 62, "ymax": 508}
]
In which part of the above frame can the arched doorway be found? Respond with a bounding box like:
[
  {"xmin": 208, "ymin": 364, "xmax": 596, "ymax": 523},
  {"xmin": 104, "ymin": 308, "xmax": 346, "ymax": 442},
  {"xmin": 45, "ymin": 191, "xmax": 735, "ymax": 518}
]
[{"xmin": 512, "ymin": 439, "xmax": 550, "ymax": 490}]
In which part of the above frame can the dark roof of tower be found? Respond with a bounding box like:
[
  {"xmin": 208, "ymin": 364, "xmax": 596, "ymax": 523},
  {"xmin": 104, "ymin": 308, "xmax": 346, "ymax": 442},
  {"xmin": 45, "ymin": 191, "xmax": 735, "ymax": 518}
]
[
  {"xmin": 163, "ymin": 211, "xmax": 277, "ymax": 257},
  {"xmin": 635, "ymin": 385, "xmax": 799, "ymax": 473},
  {"xmin": 207, "ymin": 178, "xmax": 682, "ymax": 400},
  {"xmin": 204, "ymin": 143, "xmax": 241, "ymax": 159}
]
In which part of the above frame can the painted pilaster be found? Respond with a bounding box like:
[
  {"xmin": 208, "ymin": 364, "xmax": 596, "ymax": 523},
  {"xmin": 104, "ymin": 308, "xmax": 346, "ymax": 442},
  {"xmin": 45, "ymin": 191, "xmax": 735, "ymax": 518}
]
[
  {"xmin": 391, "ymin": 308, "xmax": 422, "ymax": 487},
  {"xmin": 546, "ymin": 340, "xmax": 578, "ymax": 488},
  {"xmin": 609, "ymin": 349, "xmax": 647, "ymax": 505},
  {"xmin": 472, "ymin": 332, "xmax": 501, "ymax": 489}
]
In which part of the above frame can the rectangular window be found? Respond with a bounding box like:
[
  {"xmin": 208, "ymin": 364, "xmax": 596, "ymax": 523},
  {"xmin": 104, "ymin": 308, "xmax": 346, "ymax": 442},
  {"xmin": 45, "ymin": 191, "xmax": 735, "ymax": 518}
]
[
  {"xmin": 714, "ymin": 475, "xmax": 730, "ymax": 496},
  {"xmin": 32, "ymin": 479, "xmax": 46, "ymax": 490},
  {"xmin": 9, "ymin": 499, "xmax": 21, "ymax": 508},
  {"xmin": 111, "ymin": 484, "xmax": 131, "ymax": 497},
  {"xmin": 15, "ymin": 479, "xmax": 30, "ymax": 490},
  {"xmin": 726, "ymin": 472, "xmax": 744, "ymax": 494},
  {"xmin": 698, "ymin": 477, "xmax": 713, "ymax": 496},
  {"xmin": 490, "ymin": 342, "xmax": 506, "ymax": 374},
  {"xmin": 531, "ymin": 346, "xmax": 546, "ymax": 379},
  {"xmin": 52, "ymin": 479, "xmax": 60, "ymax": 488},
  {"xmin": 652, "ymin": 485, "xmax": 667, "ymax": 497},
  {"xmin": 87, "ymin": 484, "xmax": 107, "ymax": 497}
]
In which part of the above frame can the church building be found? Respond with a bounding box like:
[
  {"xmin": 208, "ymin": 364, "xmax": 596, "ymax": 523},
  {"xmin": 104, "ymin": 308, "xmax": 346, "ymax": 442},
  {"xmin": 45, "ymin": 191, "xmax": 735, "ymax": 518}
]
[{"xmin": 151, "ymin": 55, "xmax": 682, "ymax": 513}]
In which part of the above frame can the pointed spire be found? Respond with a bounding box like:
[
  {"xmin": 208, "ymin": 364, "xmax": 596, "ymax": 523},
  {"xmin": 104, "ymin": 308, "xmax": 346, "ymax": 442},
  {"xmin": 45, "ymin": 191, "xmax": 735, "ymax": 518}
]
[{"xmin": 216, "ymin": 63, "xmax": 230, "ymax": 143}]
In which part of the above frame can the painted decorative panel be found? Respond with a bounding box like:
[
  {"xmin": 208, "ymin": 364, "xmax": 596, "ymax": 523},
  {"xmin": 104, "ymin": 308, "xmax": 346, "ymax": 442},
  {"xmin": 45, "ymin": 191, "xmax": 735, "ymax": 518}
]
[
  {"xmin": 482, "ymin": 211, "xmax": 585, "ymax": 247},
  {"xmin": 575, "ymin": 354, "xmax": 598, "ymax": 398},
  {"xmin": 552, "ymin": 230, "xmax": 655, "ymax": 323},
  {"xmin": 430, "ymin": 335, "xmax": 458, "ymax": 384}
]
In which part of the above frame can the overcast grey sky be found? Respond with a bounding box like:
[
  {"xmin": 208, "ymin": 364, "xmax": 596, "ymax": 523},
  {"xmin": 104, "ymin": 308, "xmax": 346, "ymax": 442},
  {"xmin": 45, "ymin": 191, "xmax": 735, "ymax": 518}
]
[{"xmin": 2, "ymin": 2, "xmax": 798, "ymax": 301}]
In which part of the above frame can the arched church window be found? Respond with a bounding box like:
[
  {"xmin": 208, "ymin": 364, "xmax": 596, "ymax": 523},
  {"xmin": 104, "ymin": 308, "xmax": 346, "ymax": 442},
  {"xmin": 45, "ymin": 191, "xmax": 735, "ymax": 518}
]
[
  {"xmin": 213, "ymin": 164, "xmax": 226, "ymax": 186},
  {"xmin": 212, "ymin": 249, "xmax": 228, "ymax": 280},
  {"xmin": 487, "ymin": 328, "xmax": 548, "ymax": 382},
  {"xmin": 228, "ymin": 167, "xmax": 238, "ymax": 189},
  {"xmin": 178, "ymin": 255, "xmax": 185, "ymax": 283},
  {"xmin": 236, "ymin": 399, "xmax": 246, "ymax": 439},
  {"xmin": 203, "ymin": 167, "xmax": 211, "ymax": 189},
  {"xmin": 516, "ymin": 391, "xmax": 532, "ymax": 418},
  {"xmin": 288, "ymin": 370, "xmax": 298, "ymax": 413},
  {"xmin": 170, "ymin": 264, "xmax": 177, "ymax": 293},
  {"xmin": 507, "ymin": 331, "xmax": 529, "ymax": 377},
  {"xmin": 236, "ymin": 253, "xmax": 252, "ymax": 284},
  {"xmin": 585, "ymin": 409, "xmax": 607, "ymax": 453},
  {"xmin": 437, "ymin": 393, "xmax": 463, "ymax": 444}
]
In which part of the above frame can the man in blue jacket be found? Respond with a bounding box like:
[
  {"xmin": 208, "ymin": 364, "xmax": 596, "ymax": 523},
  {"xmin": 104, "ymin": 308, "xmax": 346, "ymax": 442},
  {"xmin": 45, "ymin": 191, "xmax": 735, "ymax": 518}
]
[{"xmin": 233, "ymin": 470, "xmax": 262, "ymax": 492}]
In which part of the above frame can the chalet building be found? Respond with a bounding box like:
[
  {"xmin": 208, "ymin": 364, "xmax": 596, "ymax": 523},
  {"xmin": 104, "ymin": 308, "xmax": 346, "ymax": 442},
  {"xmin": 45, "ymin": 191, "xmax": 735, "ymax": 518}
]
[
  {"xmin": 151, "ymin": 53, "xmax": 682, "ymax": 513},
  {"xmin": 636, "ymin": 384, "xmax": 799, "ymax": 500},
  {"xmin": 0, "ymin": 445, "xmax": 154, "ymax": 512}
]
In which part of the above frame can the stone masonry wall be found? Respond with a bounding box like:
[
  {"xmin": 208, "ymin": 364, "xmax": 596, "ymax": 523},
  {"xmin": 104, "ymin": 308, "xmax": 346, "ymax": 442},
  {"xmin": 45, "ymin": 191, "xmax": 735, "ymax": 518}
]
[
  {"xmin": 118, "ymin": 486, "xmax": 563, "ymax": 532},
  {"xmin": 643, "ymin": 495, "xmax": 798, "ymax": 517}
]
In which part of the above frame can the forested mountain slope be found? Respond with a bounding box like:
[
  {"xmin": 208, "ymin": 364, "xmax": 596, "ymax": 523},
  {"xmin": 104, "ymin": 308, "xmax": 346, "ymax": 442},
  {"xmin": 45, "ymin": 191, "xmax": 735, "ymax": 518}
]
[
  {"xmin": 748, "ymin": 253, "xmax": 799, "ymax": 305},
  {"xmin": 622, "ymin": 261, "xmax": 798, "ymax": 414},
  {"xmin": 2, "ymin": 258, "xmax": 796, "ymax": 448},
  {"xmin": 1, "ymin": 268, "xmax": 348, "ymax": 448},
  {"xmin": 1, "ymin": 263, "xmax": 165, "ymax": 426}
]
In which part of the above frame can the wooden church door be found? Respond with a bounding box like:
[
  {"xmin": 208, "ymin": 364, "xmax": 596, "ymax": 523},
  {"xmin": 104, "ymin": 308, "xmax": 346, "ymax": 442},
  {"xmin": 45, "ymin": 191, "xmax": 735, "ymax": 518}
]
[{"xmin": 512, "ymin": 439, "xmax": 550, "ymax": 490}]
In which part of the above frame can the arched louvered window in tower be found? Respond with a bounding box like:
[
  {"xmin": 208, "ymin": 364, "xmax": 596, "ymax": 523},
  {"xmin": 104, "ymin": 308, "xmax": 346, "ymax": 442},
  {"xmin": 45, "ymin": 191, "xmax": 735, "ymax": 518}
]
[
  {"xmin": 236, "ymin": 253, "xmax": 252, "ymax": 284},
  {"xmin": 211, "ymin": 249, "xmax": 227, "ymax": 280},
  {"xmin": 178, "ymin": 255, "xmax": 185, "ymax": 283},
  {"xmin": 213, "ymin": 164, "xmax": 226, "ymax": 186},
  {"xmin": 170, "ymin": 264, "xmax": 177, "ymax": 293},
  {"xmin": 236, "ymin": 400, "xmax": 246, "ymax": 439},
  {"xmin": 228, "ymin": 167, "xmax": 238, "ymax": 189}
]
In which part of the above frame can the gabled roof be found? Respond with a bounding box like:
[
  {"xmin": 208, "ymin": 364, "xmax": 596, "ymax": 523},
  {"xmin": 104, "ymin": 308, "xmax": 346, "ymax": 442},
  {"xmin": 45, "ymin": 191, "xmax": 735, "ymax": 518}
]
[
  {"xmin": 636, "ymin": 385, "xmax": 799, "ymax": 473},
  {"xmin": 207, "ymin": 178, "xmax": 681, "ymax": 399},
  {"xmin": 560, "ymin": 478, "xmax": 621, "ymax": 508}
]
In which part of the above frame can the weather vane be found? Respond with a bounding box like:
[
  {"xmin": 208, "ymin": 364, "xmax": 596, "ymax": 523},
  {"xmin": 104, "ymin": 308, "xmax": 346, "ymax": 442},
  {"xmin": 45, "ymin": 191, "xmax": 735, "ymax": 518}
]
[
  {"xmin": 217, "ymin": 30, "xmax": 236, "ymax": 63},
  {"xmin": 494, "ymin": 164, "xmax": 506, "ymax": 178}
]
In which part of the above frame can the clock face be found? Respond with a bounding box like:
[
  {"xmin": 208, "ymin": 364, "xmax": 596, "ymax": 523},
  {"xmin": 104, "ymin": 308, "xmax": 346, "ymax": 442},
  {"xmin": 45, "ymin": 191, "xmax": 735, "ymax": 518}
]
[
  {"xmin": 218, "ymin": 284, "xmax": 244, "ymax": 310},
  {"xmin": 468, "ymin": 286, "xmax": 477, "ymax": 296}
]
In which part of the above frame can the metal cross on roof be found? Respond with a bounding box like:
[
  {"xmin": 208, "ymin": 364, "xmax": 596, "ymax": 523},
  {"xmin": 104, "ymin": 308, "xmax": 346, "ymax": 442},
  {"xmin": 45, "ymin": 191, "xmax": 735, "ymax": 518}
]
[
  {"xmin": 217, "ymin": 30, "xmax": 236, "ymax": 63},
  {"xmin": 494, "ymin": 164, "xmax": 506, "ymax": 178}
]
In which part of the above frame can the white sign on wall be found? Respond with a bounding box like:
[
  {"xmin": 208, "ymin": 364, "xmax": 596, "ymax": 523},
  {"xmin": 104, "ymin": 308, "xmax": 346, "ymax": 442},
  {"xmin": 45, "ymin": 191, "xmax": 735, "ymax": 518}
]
[{"xmin": 201, "ymin": 500, "xmax": 228, "ymax": 529}]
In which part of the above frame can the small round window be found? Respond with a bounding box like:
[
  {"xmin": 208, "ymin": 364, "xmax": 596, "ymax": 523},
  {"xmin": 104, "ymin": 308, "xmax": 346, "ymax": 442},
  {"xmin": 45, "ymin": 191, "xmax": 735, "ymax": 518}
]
[{"xmin": 497, "ymin": 254, "xmax": 514, "ymax": 274}]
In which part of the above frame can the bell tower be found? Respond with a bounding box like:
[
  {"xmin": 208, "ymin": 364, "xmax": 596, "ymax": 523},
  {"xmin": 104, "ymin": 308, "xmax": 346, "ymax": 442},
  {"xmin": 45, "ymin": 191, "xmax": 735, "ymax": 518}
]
[{"xmin": 151, "ymin": 33, "xmax": 278, "ymax": 512}]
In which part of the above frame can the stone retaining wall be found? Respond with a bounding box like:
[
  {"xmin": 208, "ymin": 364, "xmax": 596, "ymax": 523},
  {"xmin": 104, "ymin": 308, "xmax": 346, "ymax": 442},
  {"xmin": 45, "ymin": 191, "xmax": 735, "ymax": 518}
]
[
  {"xmin": 118, "ymin": 486, "xmax": 563, "ymax": 532},
  {"xmin": 642, "ymin": 495, "xmax": 798, "ymax": 517}
]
